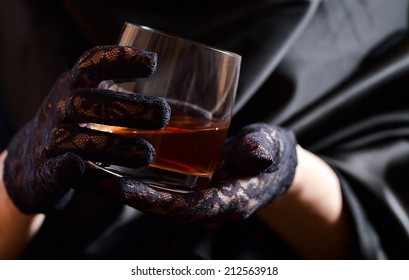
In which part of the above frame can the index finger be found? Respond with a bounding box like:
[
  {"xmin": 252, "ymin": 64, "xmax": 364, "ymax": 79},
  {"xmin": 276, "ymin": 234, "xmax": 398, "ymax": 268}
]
[{"xmin": 72, "ymin": 46, "xmax": 157, "ymax": 88}]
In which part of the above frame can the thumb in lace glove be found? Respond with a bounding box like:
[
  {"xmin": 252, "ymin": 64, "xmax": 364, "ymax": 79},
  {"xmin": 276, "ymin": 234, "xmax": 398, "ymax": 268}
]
[
  {"xmin": 106, "ymin": 123, "xmax": 297, "ymax": 223},
  {"xmin": 3, "ymin": 46, "xmax": 170, "ymax": 214}
]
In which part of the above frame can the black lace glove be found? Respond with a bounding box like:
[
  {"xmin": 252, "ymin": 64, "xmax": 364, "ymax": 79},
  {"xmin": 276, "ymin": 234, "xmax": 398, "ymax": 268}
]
[
  {"xmin": 107, "ymin": 123, "xmax": 297, "ymax": 223},
  {"xmin": 3, "ymin": 46, "xmax": 170, "ymax": 214}
]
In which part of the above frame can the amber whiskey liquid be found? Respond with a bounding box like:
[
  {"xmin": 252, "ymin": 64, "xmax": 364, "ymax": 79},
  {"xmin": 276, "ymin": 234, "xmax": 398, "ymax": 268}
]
[
  {"xmin": 112, "ymin": 118, "xmax": 228, "ymax": 176},
  {"xmin": 86, "ymin": 114, "xmax": 229, "ymax": 191}
]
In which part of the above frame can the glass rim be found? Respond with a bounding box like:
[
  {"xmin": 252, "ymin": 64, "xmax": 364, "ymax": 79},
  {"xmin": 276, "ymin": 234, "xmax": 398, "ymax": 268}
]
[{"xmin": 123, "ymin": 22, "xmax": 242, "ymax": 60}]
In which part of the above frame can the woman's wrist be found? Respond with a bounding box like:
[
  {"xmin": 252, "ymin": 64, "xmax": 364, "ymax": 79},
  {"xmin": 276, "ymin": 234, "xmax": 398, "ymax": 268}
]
[
  {"xmin": 0, "ymin": 150, "xmax": 45, "ymax": 259},
  {"xmin": 256, "ymin": 145, "xmax": 354, "ymax": 259}
]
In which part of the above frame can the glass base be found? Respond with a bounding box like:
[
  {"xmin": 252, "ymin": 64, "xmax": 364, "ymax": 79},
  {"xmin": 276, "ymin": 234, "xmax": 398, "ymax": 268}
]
[{"xmin": 87, "ymin": 162, "xmax": 211, "ymax": 193}]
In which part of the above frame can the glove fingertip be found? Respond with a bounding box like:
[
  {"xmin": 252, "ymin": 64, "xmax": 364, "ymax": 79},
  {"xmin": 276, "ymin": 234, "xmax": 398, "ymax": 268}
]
[
  {"xmin": 226, "ymin": 132, "xmax": 279, "ymax": 175},
  {"xmin": 152, "ymin": 97, "xmax": 171, "ymax": 129}
]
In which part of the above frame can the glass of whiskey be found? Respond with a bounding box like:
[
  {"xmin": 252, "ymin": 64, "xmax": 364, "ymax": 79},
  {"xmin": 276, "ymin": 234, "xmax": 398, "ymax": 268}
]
[{"xmin": 86, "ymin": 23, "xmax": 241, "ymax": 192}]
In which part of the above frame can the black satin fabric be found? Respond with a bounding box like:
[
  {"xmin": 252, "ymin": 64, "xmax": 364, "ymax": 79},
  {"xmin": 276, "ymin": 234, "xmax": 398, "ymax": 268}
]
[{"xmin": 1, "ymin": 0, "xmax": 409, "ymax": 259}]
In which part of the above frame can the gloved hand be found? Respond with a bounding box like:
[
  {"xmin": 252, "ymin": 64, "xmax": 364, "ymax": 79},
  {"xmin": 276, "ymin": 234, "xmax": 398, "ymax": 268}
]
[
  {"xmin": 3, "ymin": 46, "xmax": 171, "ymax": 214},
  {"xmin": 107, "ymin": 123, "xmax": 297, "ymax": 223}
]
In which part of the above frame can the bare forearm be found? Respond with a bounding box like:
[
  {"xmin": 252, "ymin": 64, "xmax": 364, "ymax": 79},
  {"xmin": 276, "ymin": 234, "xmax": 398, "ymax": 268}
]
[
  {"xmin": 0, "ymin": 151, "xmax": 45, "ymax": 259},
  {"xmin": 257, "ymin": 146, "xmax": 354, "ymax": 259}
]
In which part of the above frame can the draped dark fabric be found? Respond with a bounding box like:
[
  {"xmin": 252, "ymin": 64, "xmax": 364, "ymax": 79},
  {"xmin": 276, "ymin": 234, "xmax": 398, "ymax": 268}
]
[{"xmin": 1, "ymin": 0, "xmax": 409, "ymax": 259}]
